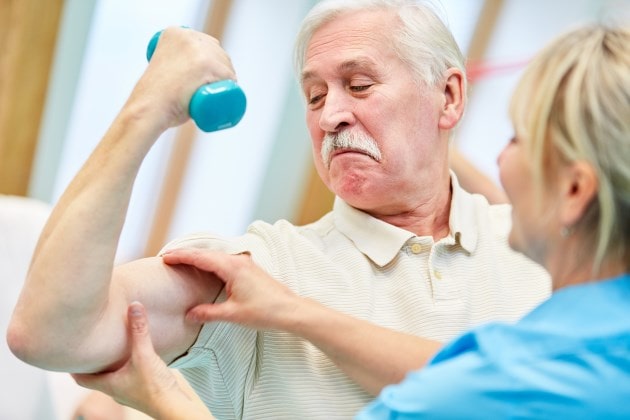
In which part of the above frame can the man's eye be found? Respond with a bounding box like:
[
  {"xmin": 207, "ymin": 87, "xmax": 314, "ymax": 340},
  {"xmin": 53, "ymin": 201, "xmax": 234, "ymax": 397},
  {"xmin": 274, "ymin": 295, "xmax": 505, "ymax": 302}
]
[
  {"xmin": 350, "ymin": 85, "xmax": 371, "ymax": 92},
  {"xmin": 309, "ymin": 94, "xmax": 324, "ymax": 105}
]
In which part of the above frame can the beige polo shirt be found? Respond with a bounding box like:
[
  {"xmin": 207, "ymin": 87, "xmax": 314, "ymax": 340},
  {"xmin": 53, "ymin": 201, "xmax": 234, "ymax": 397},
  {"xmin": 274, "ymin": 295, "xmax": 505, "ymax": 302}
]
[{"xmin": 167, "ymin": 175, "xmax": 550, "ymax": 420}]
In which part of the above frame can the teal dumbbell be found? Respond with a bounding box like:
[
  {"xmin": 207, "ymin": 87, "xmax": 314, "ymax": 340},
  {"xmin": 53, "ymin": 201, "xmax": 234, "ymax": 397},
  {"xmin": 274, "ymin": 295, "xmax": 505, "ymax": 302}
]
[{"xmin": 146, "ymin": 30, "xmax": 246, "ymax": 132}]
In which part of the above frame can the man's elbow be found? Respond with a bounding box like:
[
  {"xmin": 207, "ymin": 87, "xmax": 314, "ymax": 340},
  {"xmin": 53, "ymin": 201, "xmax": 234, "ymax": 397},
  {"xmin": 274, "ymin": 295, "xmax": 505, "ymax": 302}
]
[
  {"xmin": 6, "ymin": 315, "xmax": 75, "ymax": 371},
  {"xmin": 6, "ymin": 317, "xmax": 45, "ymax": 368},
  {"xmin": 7, "ymin": 317, "xmax": 125, "ymax": 374}
]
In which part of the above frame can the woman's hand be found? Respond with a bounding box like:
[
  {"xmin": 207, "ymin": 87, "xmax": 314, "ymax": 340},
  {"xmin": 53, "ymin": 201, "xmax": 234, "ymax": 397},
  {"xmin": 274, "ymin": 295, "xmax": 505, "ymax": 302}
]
[
  {"xmin": 72, "ymin": 302, "xmax": 213, "ymax": 420},
  {"xmin": 161, "ymin": 249, "xmax": 301, "ymax": 330}
]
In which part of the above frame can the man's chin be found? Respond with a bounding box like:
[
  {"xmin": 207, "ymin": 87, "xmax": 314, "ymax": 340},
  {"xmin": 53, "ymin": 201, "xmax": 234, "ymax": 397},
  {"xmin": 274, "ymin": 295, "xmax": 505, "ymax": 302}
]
[{"xmin": 333, "ymin": 185, "xmax": 375, "ymax": 208}]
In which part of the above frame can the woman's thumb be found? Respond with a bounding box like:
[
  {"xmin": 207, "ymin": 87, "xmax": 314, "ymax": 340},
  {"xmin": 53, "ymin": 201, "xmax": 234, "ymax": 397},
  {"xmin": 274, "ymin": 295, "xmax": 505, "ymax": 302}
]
[{"xmin": 128, "ymin": 301, "xmax": 154, "ymax": 355}]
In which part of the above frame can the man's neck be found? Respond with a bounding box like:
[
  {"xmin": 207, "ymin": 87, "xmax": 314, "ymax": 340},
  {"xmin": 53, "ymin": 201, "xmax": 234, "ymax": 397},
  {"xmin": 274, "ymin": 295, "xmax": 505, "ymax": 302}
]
[{"xmin": 373, "ymin": 180, "xmax": 452, "ymax": 240}]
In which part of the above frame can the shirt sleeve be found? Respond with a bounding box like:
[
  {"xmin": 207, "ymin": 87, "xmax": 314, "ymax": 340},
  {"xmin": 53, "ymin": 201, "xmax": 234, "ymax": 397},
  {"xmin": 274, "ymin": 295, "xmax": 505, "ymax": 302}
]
[{"xmin": 163, "ymin": 230, "xmax": 275, "ymax": 418}]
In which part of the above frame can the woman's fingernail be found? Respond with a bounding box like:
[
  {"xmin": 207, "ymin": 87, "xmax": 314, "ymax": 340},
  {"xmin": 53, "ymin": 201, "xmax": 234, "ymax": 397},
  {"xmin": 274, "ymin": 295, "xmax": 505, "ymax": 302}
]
[{"xmin": 130, "ymin": 301, "xmax": 143, "ymax": 317}]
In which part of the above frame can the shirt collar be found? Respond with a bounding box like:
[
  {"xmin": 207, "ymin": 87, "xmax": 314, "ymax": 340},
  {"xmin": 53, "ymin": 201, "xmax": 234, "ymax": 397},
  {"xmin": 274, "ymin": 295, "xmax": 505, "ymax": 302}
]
[
  {"xmin": 448, "ymin": 171, "xmax": 479, "ymax": 254},
  {"xmin": 333, "ymin": 198, "xmax": 415, "ymax": 267},
  {"xmin": 332, "ymin": 171, "xmax": 478, "ymax": 267}
]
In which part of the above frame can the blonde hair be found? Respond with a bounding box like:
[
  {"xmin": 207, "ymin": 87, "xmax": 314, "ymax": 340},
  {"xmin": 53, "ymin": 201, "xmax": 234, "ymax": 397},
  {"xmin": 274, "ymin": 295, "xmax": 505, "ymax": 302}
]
[
  {"xmin": 293, "ymin": 0, "xmax": 466, "ymax": 95},
  {"xmin": 510, "ymin": 25, "xmax": 630, "ymax": 271}
]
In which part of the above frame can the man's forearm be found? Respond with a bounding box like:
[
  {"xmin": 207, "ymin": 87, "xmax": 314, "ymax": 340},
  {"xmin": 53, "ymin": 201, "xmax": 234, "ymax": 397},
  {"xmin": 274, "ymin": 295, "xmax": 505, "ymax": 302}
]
[
  {"xmin": 8, "ymin": 27, "xmax": 240, "ymax": 373},
  {"xmin": 7, "ymin": 106, "xmax": 161, "ymax": 372}
]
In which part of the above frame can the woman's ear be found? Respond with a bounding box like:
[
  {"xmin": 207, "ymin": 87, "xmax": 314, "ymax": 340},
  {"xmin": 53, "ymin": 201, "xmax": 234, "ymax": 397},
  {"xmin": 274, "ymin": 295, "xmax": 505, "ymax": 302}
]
[
  {"xmin": 438, "ymin": 68, "xmax": 466, "ymax": 130},
  {"xmin": 558, "ymin": 160, "xmax": 598, "ymax": 226}
]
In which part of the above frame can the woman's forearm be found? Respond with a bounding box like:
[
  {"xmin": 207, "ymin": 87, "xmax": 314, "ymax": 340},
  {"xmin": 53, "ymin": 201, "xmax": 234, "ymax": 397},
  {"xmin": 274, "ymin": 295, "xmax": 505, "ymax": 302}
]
[{"xmin": 281, "ymin": 297, "xmax": 442, "ymax": 395}]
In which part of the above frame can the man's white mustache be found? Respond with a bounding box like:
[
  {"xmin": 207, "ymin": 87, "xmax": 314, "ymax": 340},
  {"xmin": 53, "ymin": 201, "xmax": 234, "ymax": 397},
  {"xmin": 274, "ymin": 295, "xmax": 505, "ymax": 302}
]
[{"xmin": 321, "ymin": 131, "xmax": 382, "ymax": 169}]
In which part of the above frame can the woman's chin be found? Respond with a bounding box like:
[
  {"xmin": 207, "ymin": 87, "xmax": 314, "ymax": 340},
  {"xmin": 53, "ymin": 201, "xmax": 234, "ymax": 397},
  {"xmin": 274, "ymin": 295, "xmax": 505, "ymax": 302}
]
[{"xmin": 507, "ymin": 232, "xmax": 526, "ymax": 255}]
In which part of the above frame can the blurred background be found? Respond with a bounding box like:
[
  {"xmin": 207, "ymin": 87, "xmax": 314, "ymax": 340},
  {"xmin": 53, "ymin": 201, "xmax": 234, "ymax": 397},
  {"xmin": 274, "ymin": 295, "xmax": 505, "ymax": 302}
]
[{"xmin": 1, "ymin": 0, "xmax": 629, "ymax": 418}]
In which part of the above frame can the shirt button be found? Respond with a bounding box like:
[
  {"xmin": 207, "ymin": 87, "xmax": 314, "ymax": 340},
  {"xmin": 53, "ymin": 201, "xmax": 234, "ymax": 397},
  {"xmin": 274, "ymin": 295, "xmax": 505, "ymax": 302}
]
[
  {"xmin": 410, "ymin": 243, "xmax": 422, "ymax": 254},
  {"xmin": 434, "ymin": 270, "xmax": 442, "ymax": 279}
]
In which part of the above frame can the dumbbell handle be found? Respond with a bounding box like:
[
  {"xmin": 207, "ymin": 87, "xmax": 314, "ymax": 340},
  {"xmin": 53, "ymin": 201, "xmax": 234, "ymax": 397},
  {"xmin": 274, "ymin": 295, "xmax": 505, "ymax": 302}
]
[{"xmin": 146, "ymin": 30, "xmax": 246, "ymax": 133}]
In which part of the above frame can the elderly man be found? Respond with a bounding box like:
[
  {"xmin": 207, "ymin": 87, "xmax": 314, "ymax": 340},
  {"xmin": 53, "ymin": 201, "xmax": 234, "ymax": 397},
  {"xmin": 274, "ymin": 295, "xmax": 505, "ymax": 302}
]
[{"xmin": 8, "ymin": 0, "xmax": 549, "ymax": 419}]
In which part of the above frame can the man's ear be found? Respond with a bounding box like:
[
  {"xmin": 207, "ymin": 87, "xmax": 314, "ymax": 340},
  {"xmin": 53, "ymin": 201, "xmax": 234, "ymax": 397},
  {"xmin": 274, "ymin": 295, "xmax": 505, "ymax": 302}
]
[
  {"xmin": 438, "ymin": 68, "xmax": 466, "ymax": 130},
  {"xmin": 558, "ymin": 161, "xmax": 598, "ymax": 226}
]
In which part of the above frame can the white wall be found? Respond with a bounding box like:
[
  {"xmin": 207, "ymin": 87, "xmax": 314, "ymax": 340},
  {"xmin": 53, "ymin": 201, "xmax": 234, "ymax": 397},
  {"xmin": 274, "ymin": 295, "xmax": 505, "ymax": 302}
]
[{"xmin": 455, "ymin": 0, "xmax": 630, "ymax": 185}]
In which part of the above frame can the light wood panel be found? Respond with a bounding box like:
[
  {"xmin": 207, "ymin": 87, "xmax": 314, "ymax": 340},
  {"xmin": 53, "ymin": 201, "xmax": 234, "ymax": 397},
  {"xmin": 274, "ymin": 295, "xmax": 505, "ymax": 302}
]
[
  {"xmin": 0, "ymin": 0, "xmax": 64, "ymax": 195},
  {"xmin": 295, "ymin": 165, "xmax": 334, "ymax": 226},
  {"xmin": 466, "ymin": 0, "xmax": 504, "ymax": 65}
]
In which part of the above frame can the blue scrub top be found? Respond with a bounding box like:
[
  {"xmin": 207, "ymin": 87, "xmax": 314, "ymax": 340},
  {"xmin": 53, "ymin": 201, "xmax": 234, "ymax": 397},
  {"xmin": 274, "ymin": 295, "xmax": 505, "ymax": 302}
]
[{"xmin": 357, "ymin": 273, "xmax": 630, "ymax": 419}]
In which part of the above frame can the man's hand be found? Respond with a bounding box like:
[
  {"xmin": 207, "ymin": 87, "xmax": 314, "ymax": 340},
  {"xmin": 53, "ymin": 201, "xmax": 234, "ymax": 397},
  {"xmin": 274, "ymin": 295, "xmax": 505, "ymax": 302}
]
[
  {"xmin": 161, "ymin": 249, "xmax": 301, "ymax": 330},
  {"xmin": 130, "ymin": 26, "xmax": 238, "ymax": 132}
]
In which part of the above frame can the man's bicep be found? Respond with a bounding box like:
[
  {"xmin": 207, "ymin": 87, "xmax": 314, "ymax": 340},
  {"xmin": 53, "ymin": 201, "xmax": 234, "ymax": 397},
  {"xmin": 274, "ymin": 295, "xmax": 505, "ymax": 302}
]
[
  {"xmin": 78, "ymin": 257, "xmax": 223, "ymax": 373},
  {"xmin": 93, "ymin": 257, "xmax": 224, "ymax": 371}
]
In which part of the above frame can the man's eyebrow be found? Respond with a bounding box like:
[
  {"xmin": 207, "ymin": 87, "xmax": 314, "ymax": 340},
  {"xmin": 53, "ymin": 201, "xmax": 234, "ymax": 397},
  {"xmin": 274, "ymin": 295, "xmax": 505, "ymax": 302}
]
[
  {"xmin": 301, "ymin": 57, "xmax": 379, "ymax": 84},
  {"xmin": 301, "ymin": 70, "xmax": 317, "ymax": 85},
  {"xmin": 338, "ymin": 57, "xmax": 378, "ymax": 73}
]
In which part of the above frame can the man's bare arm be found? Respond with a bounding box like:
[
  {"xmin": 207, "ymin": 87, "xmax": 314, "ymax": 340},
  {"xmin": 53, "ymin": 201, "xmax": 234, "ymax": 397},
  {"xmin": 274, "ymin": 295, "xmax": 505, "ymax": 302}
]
[{"xmin": 6, "ymin": 27, "xmax": 233, "ymax": 373}]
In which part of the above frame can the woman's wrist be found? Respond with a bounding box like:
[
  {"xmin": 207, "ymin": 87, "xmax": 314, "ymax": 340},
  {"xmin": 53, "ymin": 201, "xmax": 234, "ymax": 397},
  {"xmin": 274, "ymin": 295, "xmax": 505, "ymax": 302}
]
[{"xmin": 152, "ymin": 387, "xmax": 214, "ymax": 420}]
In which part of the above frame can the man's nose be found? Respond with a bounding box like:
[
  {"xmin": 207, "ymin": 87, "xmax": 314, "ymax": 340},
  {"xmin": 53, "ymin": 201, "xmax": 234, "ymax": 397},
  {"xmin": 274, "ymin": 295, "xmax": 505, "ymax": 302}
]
[{"xmin": 319, "ymin": 91, "xmax": 355, "ymax": 132}]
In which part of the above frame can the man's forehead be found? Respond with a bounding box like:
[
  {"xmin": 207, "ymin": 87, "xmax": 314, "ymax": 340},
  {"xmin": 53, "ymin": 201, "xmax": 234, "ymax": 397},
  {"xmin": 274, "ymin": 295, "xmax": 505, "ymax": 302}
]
[{"xmin": 301, "ymin": 56, "xmax": 382, "ymax": 84}]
